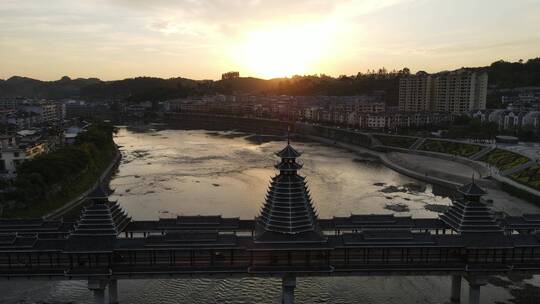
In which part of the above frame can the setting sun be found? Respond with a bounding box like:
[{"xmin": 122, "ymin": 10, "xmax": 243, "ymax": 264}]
[{"xmin": 232, "ymin": 23, "xmax": 335, "ymax": 79}]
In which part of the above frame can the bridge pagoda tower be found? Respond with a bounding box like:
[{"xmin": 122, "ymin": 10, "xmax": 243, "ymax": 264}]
[
  {"xmin": 254, "ymin": 139, "xmax": 326, "ymax": 304},
  {"xmin": 439, "ymin": 180, "xmax": 503, "ymax": 304},
  {"xmin": 67, "ymin": 186, "xmax": 130, "ymax": 304},
  {"xmin": 254, "ymin": 140, "xmax": 325, "ymax": 244},
  {"xmin": 440, "ymin": 179, "xmax": 503, "ymax": 234}
]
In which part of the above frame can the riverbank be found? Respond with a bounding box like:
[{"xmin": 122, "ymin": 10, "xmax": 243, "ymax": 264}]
[
  {"xmin": 1, "ymin": 123, "xmax": 119, "ymax": 219},
  {"xmin": 301, "ymin": 134, "xmax": 487, "ymax": 190},
  {"xmin": 42, "ymin": 146, "xmax": 121, "ymax": 219},
  {"xmin": 2, "ymin": 149, "xmax": 120, "ymax": 219},
  {"xmin": 165, "ymin": 112, "xmax": 540, "ymax": 200}
]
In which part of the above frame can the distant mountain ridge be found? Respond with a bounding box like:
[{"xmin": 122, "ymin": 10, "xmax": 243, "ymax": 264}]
[
  {"xmin": 0, "ymin": 76, "xmax": 102, "ymax": 99},
  {"xmin": 1, "ymin": 58, "xmax": 539, "ymax": 102}
]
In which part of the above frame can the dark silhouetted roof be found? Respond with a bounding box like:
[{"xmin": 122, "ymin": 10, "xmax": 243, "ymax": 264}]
[
  {"xmin": 67, "ymin": 199, "xmax": 131, "ymax": 247},
  {"xmin": 440, "ymin": 197, "xmax": 503, "ymax": 234},
  {"xmin": 457, "ymin": 181, "xmax": 487, "ymax": 197},
  {"xmin": 276, "ymin": 144, "xmax": 301, "ymax": 158},
  {"xmin": 87, "ymin": 185, "xmax": 109, "ymax": 200}
]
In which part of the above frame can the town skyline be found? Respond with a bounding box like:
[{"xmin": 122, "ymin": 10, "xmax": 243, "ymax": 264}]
[
  {"xmin": 1, "ymin": 0, "xmax": 540, "ymax": 81},
  {"xmin": 0, "ymin": 55, "xmax": 536, "ymax": 82}
]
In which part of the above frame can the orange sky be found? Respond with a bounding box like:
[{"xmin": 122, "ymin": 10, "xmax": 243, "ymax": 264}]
[{"xmin": 1, "ymin": 0, "xmax": 539, "ymax": 80}]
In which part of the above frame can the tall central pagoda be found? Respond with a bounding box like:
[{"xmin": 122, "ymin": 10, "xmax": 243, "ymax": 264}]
[{"xmin": 254, "ymin": 138, "xmax": 325, "ymax": 243}]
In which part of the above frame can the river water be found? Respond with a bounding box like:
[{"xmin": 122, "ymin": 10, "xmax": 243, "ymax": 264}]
[{"xmin": 2, "ymin": 127, "xmax": 540, "ymax": 303}]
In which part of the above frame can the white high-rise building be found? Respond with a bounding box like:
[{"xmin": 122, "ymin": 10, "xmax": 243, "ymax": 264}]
[
  {"xmin": 432, "ymin": 69, "xmax": 488, "ymax": 113},
  {"xmin": 398, "ymin": 71, "xmax": 432, "ymax": 112},
  {"xmin": 398, "ymin": 69, "xmax": 488, "ymax": 114}
]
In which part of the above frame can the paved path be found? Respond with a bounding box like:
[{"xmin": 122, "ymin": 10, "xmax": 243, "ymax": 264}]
[
  {"xmin": 43, "ymin": 148, "xmax": 121, "ymax": 220},
  {"xmin": 389, "ymin": 152, "xmax": 479, "ymax": 179},
  {"xmin": 302, "ymin": 134, "xmax": 494, "ymax": 189}
]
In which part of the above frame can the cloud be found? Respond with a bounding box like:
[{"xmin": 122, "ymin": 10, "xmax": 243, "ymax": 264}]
[
  {"xmin": 148, "ymin": 19, "xmax": 197, "ymax": 35},
  {"xmin": 1, "ymin": 0, "xmax": 540, "ymax": 80}
]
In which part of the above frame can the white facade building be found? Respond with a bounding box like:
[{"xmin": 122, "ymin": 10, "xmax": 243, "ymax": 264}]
[
  {"xmin": 0, "ymin": 139, "xmax": 46, "ymax": 177},
  {"xmin": 398, "ymin": 72, "xmax": 432, "ymax": 112},
  {"xmin": 399, "ymin": 69, "xmax": 488, "ymax": 114}
]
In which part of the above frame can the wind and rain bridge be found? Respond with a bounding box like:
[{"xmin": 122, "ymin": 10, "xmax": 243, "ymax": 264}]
[{"xmin": 2, "ymin": 141, "xmax": 540, "ymax": 303}]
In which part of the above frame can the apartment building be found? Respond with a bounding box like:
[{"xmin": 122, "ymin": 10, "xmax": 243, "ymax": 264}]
[
  {"xmin": 6, "ymin": 110, "xmax": 41, "ymax": 129},
  {"xmin": 21, "ymin": 102, "xmax": 59, "ymax": 124},
  {"xmin": 433, "ymin": 69, "xmax": 487, "ymax": 113},
  {"xmin": 399, "ymin": 69, "xmax": 488, "ymax": 114},
  {"xmin": 398, "ymin": 71, "xmax": 432, "ymax": 112},
  {"xmin": 0, "ymin": 98, "xmax": 24, "ymax": 109},
  {"xmin": 0, "ymin": 137, "xmax": 46, "ymax": 177}
]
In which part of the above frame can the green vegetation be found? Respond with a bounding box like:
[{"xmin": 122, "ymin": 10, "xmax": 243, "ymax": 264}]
[
  {"xmin": 2, "ymin": 122, "xmax": 116, "ymax": 218},
  {"xmin": 445, "ymin": 116, "xmax": 500, "ymax": 140},
  {"xmin": 480, "ymin": 148, "xmax": 530, "ymax": 171},
  {"xmin": 3, "ymin": 58, "xmax": 539, "ymax": 105},
  {"xmin": 511, "ymin": 165, "xmax": 540, "ymax": 191},
  {"xmin": 489, "ymin": 58, "xmax": 540, "ymax": 89},
  {"xmin": 419, "ymin": 139, "xmax": 483, "ymax": 157},
  {"xmin": 374, "ymin": 135, "xmax": 417, "ymax": 149}
]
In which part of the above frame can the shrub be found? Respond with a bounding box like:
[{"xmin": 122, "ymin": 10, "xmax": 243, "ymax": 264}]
[
  {"xmin": 419, "ymin": 140, "xmax": 482, "ymax": 157},
  {"xmin": 375, "ymin": 135, "xmax": 417, "ymax": 149},
  {"xmin": 480, "ymin": 148, "xmax": 530, "ymax": 171}
]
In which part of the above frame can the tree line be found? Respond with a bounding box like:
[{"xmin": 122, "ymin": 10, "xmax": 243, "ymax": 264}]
[
  {"xmin": 1, "ymin": 58, "xmax": 539, "ymax": 104},
  {"xmin": 1, "ymin": 123, "xmax": 116, "ymax": 215}
]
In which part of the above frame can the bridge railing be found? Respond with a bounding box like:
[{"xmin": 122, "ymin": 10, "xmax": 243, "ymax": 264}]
[{"xmin": 2, "ymin": 246, "xmax": 540, "ymax": 277}]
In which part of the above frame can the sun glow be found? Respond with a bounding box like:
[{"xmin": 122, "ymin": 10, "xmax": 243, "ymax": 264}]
[{"xmin": 232, "ymin": 23, "xmax": 336, "ymax": 79}]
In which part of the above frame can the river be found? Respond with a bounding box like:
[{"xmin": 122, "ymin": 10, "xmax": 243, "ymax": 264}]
[{"xmin": 1, "ymin": 127, "xmax": 540, "ymax": 303}]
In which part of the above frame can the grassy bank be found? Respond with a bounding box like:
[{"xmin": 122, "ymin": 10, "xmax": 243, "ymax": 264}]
[
  {"xmin": 510, "ymin": 165, "xmax": 540, "ymax": 191},
  {"xmin": 419, "ymin": 139, "xmax": 482, "ymax": 157},
  {"xmin": 374, "ymin": 135, "xmax": 417, "ymax": 149},
  {"xmin": 480, "ymin": 148, "xmax": 530, "ymax": 171},
  {"xmin": 2, "ymin": 123, "xmax": 116, "ymax": 218}
]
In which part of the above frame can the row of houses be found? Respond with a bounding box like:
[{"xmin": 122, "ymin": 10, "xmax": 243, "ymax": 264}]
[
  {"xmin": 299, "ymin": 108, "xmax": 453, "ymax": 129},
  {"xmin": 0, "ymin": 130, "xmax": 52, "ymax": 178},
  {"xmin": 0, "ymin": 122, "xmax": 89, "ymax": 179},
  {"xmin": 164, "ymin": 94, "xmax": 453, "ymax": 130},
  {"xmin": 0, "ymin": 99, "xmax": 66, "ymax": 130},
  {"xmin": 470, "ymin": 109, "xmax": 540, "ymax": 130}
]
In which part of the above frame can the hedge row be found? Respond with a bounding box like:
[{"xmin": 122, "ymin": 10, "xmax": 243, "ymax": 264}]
[
  {"xmin": 419, "ymin": 139, "xmax": 483, "ymax": 157},
  {"xmin": 511, "ymin": 165, "xmax": 540, "ymax": 191},
  {"xmin": 480, "ymin": 148, "xmax": 530, "ymax": 171},
  {"xmin": 374, "ymin": 135, "xmax": 417, "ymax": 149}
]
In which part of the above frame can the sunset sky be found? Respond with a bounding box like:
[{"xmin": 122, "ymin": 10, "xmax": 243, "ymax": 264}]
[{"xmin": 1, "ymin": 0, "xmax": 539, "ymax": 81}]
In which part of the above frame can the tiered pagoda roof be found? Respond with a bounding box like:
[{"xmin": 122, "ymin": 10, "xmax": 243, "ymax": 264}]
[
  {"xmin": 70, "ymin": 199, "xmax": 130, "ymax": 236},
  {"xmin": 440, "ymin": 180, "xmax": 502, "ymax": 234},
  {"xmin": 457, "ymin": 181, "xmax": 487, "ymax": 197},
  {"xmin": 276, "ymin": 144, "xmax": 301, "ymax": 158},
  {"xmin": 255, "ymin": 141, "xmax": 325, "ymax": 243},
  {"xmin": 66, "ymin": 187, "xmax": 131, "ymax": 252}
]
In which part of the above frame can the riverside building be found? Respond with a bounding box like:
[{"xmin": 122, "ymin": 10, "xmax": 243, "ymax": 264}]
[{"xmin": 399, "ymin": 69, "xmax": 488, "ymax": 114}]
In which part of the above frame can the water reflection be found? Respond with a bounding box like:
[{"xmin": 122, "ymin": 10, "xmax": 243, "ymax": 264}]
[{"xmin": 110, "ymin": 128, "xmax": 452, "ymax": 220}]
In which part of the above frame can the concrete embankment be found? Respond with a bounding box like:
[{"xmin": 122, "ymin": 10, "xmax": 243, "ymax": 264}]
[
  {"xmin": 378, "ymin": 145, "xmax": 491, "ymax": 178},
  {"xmin": 302, "ymin": 133, "xmax": 482, "ymax": 189},
  {"xmin": 43, "ymin": 147, "xmax": 122, "ymax": 220},
  {"xmin": 381, "ymin": 152, "xmax": 497, "ymax": 188}
]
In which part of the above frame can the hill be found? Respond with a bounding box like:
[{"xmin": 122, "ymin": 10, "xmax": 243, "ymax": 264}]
[{"xmin": 1, "ymin": 58, "xmax": 538, "ymax": 103}]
